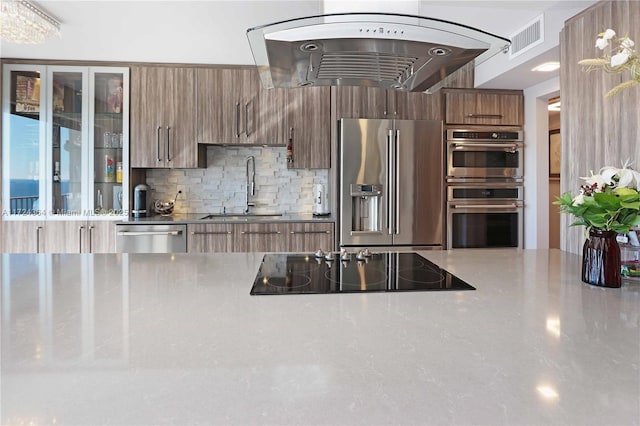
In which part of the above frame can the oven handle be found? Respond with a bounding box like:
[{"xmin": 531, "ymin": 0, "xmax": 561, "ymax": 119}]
[
  {"xmin": 387, "ymin": 129, "xmax": 394, "ymax": 235},
  {"xmin": 450, "ymin": 142, "xmax": 521, "ymax": 149},
  {"xmin": 450, "ymin": 203, "xmax": 522, "ymax": 209}
]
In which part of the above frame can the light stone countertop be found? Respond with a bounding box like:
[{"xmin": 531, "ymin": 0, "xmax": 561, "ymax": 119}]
[{"xmin": 1, "ymin": 249, "xmax": 639, "ymax": 425}]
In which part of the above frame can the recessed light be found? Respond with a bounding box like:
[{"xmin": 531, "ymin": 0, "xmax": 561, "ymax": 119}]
[
  {"xmin": 548, "ymin": 101, "xmax": 561, "ymax": 111},
  {"xmin": 532, "ymin": 62, "xmax": 560, "ymax": 72}
]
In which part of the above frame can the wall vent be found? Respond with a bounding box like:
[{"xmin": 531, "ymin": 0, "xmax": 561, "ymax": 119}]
[{"xmin": 509, "ymin": 14, "xmax": 544, "ymax": 59}]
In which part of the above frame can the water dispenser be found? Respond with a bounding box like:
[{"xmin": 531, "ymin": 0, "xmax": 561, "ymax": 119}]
[{"xmin": 350, "ymin": 184, "xmax": 382, "ymax": 232}]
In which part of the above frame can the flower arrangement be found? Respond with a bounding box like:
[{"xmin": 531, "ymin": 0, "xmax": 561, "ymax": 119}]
[
  {"xmin": 578, "ymin": 28, "xmax": 640, "ymax": 97},
  {"xmin": 554, "ymin": 162, "xmax": 640, "ymax": 234}
]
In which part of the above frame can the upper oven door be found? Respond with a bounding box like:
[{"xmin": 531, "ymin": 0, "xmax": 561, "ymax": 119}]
[
  {"xmin": 447, "ymin": 141, "xmax": 523, "ymax": 179},
  {"xmin": 446, "ymin": 129, "xmax": 523, "ymax": 179}
]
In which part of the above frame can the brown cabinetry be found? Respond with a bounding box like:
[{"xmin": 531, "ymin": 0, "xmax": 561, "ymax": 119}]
[
  {"xmin": 196, "ymin": 67, "xmax": 287, "ymax": 146},
  {"xmin": 187, "ymin": 223, "xmax": 233, "ymax": 253},
  {"xmin": 233, "ymin": 223, "xmax": 288, "ymax": 252},
  {"xmin": 185, "ymin": 221, "xmax": 335, "ymax": 253},
  {"xmin": 131, "ymin": 66, "xmax": 204, "ymax": 168},
  {"xmin": 2, "ymin": 221, "xmax": 45, "ymax": 253},
  {"xmin": 286, "ymin": 87, "xmax": 331, "ymax": 169},
  {"xmin": 287, "ymin": 222, "xmax": 334, "ymax": 252},
  {"xmin": 2, "ymin": 220, "xmax": 115, "ymax": 253},
  {"xmin": 443, "ymin": 88, "xmax": 524, "ymax": 126},
  {"xmin": 334, "ymin": 86, "xmax": 438, "ymax": 121}
]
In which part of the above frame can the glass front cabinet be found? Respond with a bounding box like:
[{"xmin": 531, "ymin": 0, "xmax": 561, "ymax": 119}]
[{"xmin": 2, "ymin": 64, "xmax": 129, "ymax": 253}]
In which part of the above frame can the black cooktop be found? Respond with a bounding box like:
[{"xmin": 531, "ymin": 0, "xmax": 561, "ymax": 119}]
[{"xmin": 250, "ymin": 252, "xmax": 475, "ymax": 295}]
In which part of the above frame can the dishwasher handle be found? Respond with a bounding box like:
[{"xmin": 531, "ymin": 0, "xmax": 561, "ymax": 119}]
[{"xmin": 117, "ymin": 230, "xmax": 183, "ymax": 236}]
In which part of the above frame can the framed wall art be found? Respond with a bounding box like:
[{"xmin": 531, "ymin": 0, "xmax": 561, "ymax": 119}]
[{"xmin": 549, "ymin": 129, "xmax": 561, "ymax": 178}]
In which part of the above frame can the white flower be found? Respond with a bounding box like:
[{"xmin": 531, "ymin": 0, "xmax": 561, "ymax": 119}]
[
  {"xmin": 611, "ymin": 51, "xmax": 630, "ymax": 67},
  {"xmin": 600, "ymin": 166, "xmax": 620, "ymax": 187},
  {"xmin": 581, "ymin": 171, "xmax": 608, "ymax": 188},
  {"xmin": 603, "ymin": 29, "xmax": 616, "ymax": 40},
  {"xmin": 620, "ymin": 37, "xmax": 636, "ymax": 56},
  {"xmin": 572, "ymin": 193, "xmax": 586, "ymax": 206},
  {"xmin": 621, "ymin": 37, "xmax": 635, "ymax": 49},
  {"xmin": 596, "ymin": 37, "xmax": 609, "ymax": 50},
  {"xmin": 598, "ymin": 161, "xmax": 640, "ymax": 190}
]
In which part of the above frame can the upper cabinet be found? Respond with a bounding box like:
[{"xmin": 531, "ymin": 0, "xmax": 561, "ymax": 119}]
[
  {"xmin": 130, "ymin": 66, "xmax": 205, "ymax": 168},
  {"xmin": 443, "ymin": 88, "xmax": 524, "ymax": 126},
  {"xmin": 196, "ymin": 67, "xmax": 330, "ymax": 168},
  {"xmin": 286, "ymin": 86, "xmax": 330, "ymax": 169},
  {"xmin": 334, "ymin": 86, "xmax": 389, "ymax": 119},
  {"xmin": 196, "ymin": 67, "xmax": 287, "ymax": 146},
  {"xmin": 334, "ymin": 86, "xmax": 439, "ymax": 121},
  {"xmin": 2, "ymin": 64, "xmax": 130, "ymax": 221}
]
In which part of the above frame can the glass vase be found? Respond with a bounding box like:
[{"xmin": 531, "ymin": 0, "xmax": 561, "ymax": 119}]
[{"xmin": 582, "ymin": 229, "xmax": 621, "ymax": 288}]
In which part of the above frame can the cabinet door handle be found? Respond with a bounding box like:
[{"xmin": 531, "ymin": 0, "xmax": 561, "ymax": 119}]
[
  {"xmin": 384, "ymin": 90, "xmax": 388, "ymax": 116},
  {"xmin": 156, "ymin": 126, "xmax": 162, "ymax": 162},
  {"xmin": 190, "ymin": 231, "xmax": 232, "ymax": 235},
  {"xmin": 465, "ymin": 113, "xmax": 504, "ymax": 119},
  {"xmin": 88, "ymin": 225, "xmax": 94, "ymax": 253},
  {"xmin": 36, "ymin": 225, "xmax": 43, "ymax": 253},
  {"xmin": 79, "ymin": 225, "xmax": 85, "ymax": 253},
  {"xmin": 235, "ymin": 102, "xmax": 241, "ymax": 138},
  {"xmin": 289, "ymin": 231, "xmax": 331, "ymax": 235},
  {"xmin": 240, "ymin": 231, "xmax": 281, "ymax": 235},
  {"xmin": 166, "ymin": 126, "xmax": 171, "ymax": 162},
  {"xmin": 244, "ymin": 102, "xmax": 250, "ymax": 137}
]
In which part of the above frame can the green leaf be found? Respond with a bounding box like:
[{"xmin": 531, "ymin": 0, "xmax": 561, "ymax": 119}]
[{"xmin": 593, "ymin": 192, "xmax": 621, "ymax": 210}]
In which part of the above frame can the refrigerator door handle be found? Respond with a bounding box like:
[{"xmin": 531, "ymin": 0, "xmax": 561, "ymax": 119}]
[
  {"xmin": 387, "ymin": 129, "xmax": 394, "ymax": 235},
  {"xmin": 395, "ymin": 129, "xmax": 400, "ymax": 235}
]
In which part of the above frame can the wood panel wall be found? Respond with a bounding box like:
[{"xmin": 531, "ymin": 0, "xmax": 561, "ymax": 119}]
[{"xmin": 559, "ymin": 0, "xmax": 640, "ymax": 253}]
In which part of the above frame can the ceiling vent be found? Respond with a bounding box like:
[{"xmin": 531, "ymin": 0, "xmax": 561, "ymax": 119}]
[{"xmin": 509, "ymin": 14, "xmax": 544, "ymax": 59}]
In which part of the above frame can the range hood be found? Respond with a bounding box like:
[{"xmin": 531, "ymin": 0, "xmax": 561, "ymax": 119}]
[{"xmin": 247, "ymin": 13, "xmax": 510, "ymax": 92}]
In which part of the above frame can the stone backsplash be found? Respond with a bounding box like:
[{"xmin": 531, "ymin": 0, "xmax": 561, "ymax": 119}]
[{"xmin": 145, "ymin": 146, "xmax": 329, "ymax": 215}]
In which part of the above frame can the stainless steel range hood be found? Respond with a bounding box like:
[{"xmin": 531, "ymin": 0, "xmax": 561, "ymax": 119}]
[{"xmin": 247, "ymin": 13, "xmax": 510, "ymax": 92}]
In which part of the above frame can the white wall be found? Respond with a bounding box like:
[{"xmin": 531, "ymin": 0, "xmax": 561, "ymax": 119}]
[
  {"xmin": 523, "ymin": 76, "xmax": 559, "ymax": 249},
  {"xmin": 0, "ymin": 1, "xmax": 322, "ymax": 63}
]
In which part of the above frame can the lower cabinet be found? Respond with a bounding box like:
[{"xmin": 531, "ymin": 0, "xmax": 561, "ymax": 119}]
[
  {"xmin": 186, "ymin": 222, "xmax": 335, "ymax": 253},
  {"xmin": 2, "ymin": 220, "xmax": 116, "ymax": 253},
  {"xmin": 233, "ymin": 223, "xmax": 288, "ymax": 252},
  {"xmin": 288, "ymin": 222, "xmax": 334, "ymax": 252},
  {"xmin": 187, "ymin": 223, "xmax": 233, "ymax": 253},
  {"xmin": 2, "ymin": 221, "xmax": 45, "ymax": 253}
]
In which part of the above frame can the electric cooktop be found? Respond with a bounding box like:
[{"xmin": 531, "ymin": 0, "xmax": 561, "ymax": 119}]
[{"xmin": 250, "ymin": 252, "xmax": 475, "ymax": 295}]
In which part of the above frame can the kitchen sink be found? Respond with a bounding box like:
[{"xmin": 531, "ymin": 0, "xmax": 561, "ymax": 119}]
[{"xmin": 200, "ymin": 213, "xmax": 283, "ymax": 220}]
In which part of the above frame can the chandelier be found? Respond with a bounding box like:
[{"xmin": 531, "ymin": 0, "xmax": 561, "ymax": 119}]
[{"xmin": 0, "ymin": 0, "xmax": 61, "ymax": 44}]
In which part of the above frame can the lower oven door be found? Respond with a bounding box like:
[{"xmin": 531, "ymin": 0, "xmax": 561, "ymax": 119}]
[{"xmin": 447, "ymin": 201, "xmax": 523, "ymax": 249}]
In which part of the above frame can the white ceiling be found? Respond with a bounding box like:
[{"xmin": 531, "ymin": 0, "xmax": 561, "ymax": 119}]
[{"xmin": 0, "ymin": 0, "xmax": 597, "ymax": 90}]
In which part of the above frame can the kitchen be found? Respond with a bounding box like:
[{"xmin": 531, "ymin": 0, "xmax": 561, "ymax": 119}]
[
  {"xmin": 2, "ymin": 0, "xmax": 603, "ymax": 255},
  {"xmin": 3, "ymin": 0, "xmax": 638, "ymax": 423}
]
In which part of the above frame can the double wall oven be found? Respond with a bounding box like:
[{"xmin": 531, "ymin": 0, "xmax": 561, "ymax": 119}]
[{"xmin": 446, "ymin": 129, "xmax": 524, "ymax": 249}]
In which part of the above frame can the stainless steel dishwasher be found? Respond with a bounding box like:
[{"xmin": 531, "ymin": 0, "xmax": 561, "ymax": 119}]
[{"xmin": 116, "ymin": 224, "xmax": 187, "ymax": 253}]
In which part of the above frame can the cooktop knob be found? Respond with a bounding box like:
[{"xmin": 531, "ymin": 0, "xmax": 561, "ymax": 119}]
[{"xmin": 340, "ymin": 249, "xmax": 351, "ymax": 261}]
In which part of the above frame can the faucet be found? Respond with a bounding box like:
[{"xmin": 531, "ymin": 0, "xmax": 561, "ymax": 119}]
[{"xmin": 245, "ymin": 156, "xmax": 255, "ymax": 214}]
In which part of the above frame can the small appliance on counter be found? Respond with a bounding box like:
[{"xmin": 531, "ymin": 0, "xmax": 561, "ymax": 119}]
[
  {"xmin": 132, "ymin": 184, "xmax": 150, "ymax": 218},
  {"xmin": 312, "ymin": 183, "xmax": 330, "ymax": 216}
]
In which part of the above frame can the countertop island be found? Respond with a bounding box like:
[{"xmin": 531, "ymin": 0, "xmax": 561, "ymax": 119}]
[{"xmin": 1, "ymin": 249, "xmax": 638, "ymax": 425}]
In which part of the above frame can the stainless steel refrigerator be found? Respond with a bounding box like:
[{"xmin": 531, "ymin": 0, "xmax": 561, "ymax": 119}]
[{"xmin": 339, "ymin": 118, "xmax": 443, "ymax": 249}]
